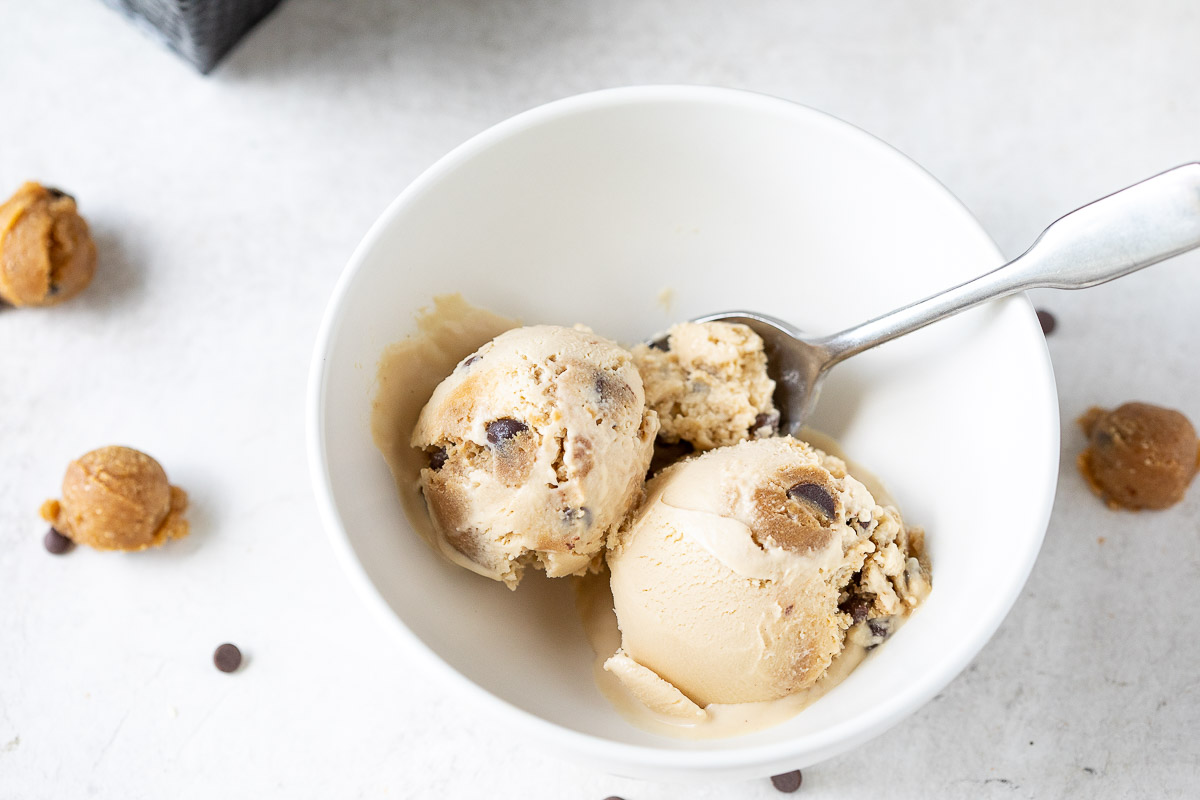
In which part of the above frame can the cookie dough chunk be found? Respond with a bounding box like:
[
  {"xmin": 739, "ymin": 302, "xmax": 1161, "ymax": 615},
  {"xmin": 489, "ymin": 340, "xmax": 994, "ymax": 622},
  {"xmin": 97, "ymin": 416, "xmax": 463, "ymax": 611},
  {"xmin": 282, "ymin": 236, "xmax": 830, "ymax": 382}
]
[
  {"xmin": 1078, "ymin": 402, "xmax": 1200, "ymax": 510},
  {"xmin": 412, "ymin": 325, "xmax": 658, "ymax": 588},
  {"xmin": 40, "ymin": 446, "xmax": 189, "ymax": 551},
  {"xmin": 0, "ymin": 182, "xmax": 97, "ymax": 307},
  {"xmin": 632, "ymin": 321, "xmax": 778, "ymax": 451}
]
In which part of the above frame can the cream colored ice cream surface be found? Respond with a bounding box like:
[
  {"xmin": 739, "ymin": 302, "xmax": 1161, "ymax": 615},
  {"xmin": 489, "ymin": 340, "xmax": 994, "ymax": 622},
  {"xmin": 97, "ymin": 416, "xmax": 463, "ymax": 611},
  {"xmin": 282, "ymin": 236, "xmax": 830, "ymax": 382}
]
[
  {"xmin": 591, "ymin": 434, "xmax": 929, "ymax": 736},
  {"xmin": 632, "ymin": 321, "xmax": 778, "ymax": 451}
]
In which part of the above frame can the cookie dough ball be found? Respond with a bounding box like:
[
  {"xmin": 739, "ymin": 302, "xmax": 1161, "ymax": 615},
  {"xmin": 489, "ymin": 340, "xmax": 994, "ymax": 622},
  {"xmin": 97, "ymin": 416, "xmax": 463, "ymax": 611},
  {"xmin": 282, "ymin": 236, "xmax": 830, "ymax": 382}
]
[
  {"xmin": 40, "ymin": 446, "xmax": 189, "ymax": 551},
  {"xmin": 412, "ymin": 325, "xmax": 658, "ymax": 588},
  {"xmin": 1077, "ymin": 402, "xmax": 1200, "ymax": 510},
  {"xmin": 0, "ymin": 182, "xmax": 97, "ymax": 307},
  {"xmin": 632, "ymin": 321, "xmax": 778, "ymax": 451}
]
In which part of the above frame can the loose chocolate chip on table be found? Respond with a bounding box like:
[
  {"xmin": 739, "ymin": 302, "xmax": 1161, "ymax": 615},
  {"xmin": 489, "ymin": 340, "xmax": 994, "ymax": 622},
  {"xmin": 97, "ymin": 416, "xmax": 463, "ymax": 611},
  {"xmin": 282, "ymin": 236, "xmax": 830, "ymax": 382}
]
[
  {"xmin": 213, "ymin": 643, "xmax": 243, "ymax": 673},
  {"xmin": 770, "ymin": 770, "xmax": 803, "ymax": 793},
  {"xmin": 43, "ymin": 527, "xmax": 73, "ymax": 555},
  {"xmin": 486, "ymin": 418, "xmax": 528, "ymax": 446},
  {"xmin": 428, "ymin": 447, "xmax": 448, "ymax": 471},
  {"xmin": 787, "ymin": 482, "xmax": 836, "ymax": 519},
  {"xmin": 1036, "ymin": 309, "xmax": 1057, "ymax": 335}
]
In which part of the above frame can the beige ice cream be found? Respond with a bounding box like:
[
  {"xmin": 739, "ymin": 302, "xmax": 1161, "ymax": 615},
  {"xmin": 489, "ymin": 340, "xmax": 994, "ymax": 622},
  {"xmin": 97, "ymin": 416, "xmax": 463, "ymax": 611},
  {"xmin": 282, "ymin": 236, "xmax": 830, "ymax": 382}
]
[
  {"xmin": 604, "ymin": 436, "xmax": 928, "ymax": 719},
  {"xmin": 412, "ymin": 324, "xmax": 658, "ymax": 588},
  {"xmin": 632, "ymin": 321, "xmax": 778, "ymax": 451}
]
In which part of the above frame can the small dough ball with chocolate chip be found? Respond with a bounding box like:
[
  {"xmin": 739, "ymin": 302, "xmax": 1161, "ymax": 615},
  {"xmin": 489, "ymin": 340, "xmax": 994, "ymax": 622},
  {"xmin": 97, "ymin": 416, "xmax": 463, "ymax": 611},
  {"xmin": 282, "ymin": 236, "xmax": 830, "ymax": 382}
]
[
  {"xmin": 632, "ymin": 321, "xmax": 778, "ymax": 451},
  {"xmin": 1077, "ymin": 402, "xmax": 1200, "ymax": 510},
  {"xmin": 411, "ymin": 325, "xmax": 658, "ymax": 589},
  {"xmin": 40, "ymin": 446, "xmax": 189, "ymax": 551},
  {"xmin": 0, "ymin": 182, "xmax": 97, "ymax": 307}
]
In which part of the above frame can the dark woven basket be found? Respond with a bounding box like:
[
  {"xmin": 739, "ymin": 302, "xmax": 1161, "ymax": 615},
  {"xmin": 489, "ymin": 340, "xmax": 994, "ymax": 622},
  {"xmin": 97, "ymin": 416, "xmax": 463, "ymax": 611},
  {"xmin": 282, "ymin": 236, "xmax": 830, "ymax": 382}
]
[{"xmin": 101, "ymin": 0, "xmax": 286, "ymax": 73}]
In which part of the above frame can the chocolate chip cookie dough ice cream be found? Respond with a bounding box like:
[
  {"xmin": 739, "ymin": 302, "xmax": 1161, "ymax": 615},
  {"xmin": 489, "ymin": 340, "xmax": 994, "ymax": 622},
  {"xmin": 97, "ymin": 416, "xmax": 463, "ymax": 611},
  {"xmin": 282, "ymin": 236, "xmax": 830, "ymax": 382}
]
[
  {"xmin": 412, "ymin": 325, "xmax": 658, "ymax": 588},
  {"xmin": 632, "ymin": 321, "xmax": 778, "ymax": 451},
  {"xmin": 0, "ymin": 182, "xmax": 96, "ymax": 307},
  {"xmin": 604, "ymin": 436, "xmax": 929, "ymax": 720},
  {"xmin": 40, "ymin": 446, "xmax": 189, "ymax": 551}
]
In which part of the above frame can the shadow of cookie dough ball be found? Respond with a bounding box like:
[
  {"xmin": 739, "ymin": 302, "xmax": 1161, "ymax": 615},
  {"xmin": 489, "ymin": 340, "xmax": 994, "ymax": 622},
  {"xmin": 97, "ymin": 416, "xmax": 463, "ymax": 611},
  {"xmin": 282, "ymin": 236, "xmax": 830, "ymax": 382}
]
[
  {"xmin": 1077, "ymin": 402, "xmax": 1200, "ymax": 510},
  {"xmin": 40, "ymin": 446, "xmax": 189, "ymax": 551},
  {"xmin": 0, "ymin": 182, "xmax": 97, "ymax": 307}
]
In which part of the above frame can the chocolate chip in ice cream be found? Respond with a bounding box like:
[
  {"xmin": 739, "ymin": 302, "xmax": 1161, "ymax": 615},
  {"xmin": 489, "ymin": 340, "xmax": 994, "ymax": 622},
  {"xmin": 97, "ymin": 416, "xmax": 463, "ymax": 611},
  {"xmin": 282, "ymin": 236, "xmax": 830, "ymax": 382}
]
[
  {"xmin": 595, "ymin": 372, "xmax": 633, "ymax": 407},
  {"xmin": 770, "ymin": 770, "xmax": 803, "ymax": 793},
  {"xmin": 43, "ymin": 527, "xmax": 73, "ymax": 555},
  {"xmin": 839, "ymin": 593, "xmax": 873, "ymax": 623},
  {"xmin": 486, "ymin": 418, "xmax": 528, "ymax": 446},
  {"xmin": 213, "ymin": 643, "xmax": 243, "ymax": 673},
  {"xmin": 787, "ymin": 481, "xmax": 836, "ymax": 520},
  {"xmin": 751, "ymin": 410, "xmax": 781, "ymax": 438},
  {"xmin": 427, "ymin": 447, "xmax": 448, "ymax": 471}
]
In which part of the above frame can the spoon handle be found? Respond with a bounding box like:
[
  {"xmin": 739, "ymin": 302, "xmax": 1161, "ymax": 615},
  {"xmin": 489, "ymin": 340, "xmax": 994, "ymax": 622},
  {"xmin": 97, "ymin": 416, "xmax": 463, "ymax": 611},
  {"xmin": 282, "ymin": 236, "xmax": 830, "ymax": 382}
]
[{"xmin": 819, "ymin": 163, "xmax": 1200, "ymax": 364}]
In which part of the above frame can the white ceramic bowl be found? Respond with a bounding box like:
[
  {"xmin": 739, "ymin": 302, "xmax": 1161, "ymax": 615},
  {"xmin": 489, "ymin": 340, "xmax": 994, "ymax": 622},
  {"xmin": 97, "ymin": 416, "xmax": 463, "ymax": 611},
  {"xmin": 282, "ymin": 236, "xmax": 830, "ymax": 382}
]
[{"xmin": 308, "ymin": 86, "xmax": 1059, "ymax": 782}]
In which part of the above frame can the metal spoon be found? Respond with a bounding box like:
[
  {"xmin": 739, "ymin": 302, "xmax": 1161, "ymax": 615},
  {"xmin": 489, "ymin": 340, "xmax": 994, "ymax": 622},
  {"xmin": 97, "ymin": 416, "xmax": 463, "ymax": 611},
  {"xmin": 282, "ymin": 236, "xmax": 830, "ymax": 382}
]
[{"xmin": 673, "ymin": 163, "xmax": 1200, "ymax": 432}]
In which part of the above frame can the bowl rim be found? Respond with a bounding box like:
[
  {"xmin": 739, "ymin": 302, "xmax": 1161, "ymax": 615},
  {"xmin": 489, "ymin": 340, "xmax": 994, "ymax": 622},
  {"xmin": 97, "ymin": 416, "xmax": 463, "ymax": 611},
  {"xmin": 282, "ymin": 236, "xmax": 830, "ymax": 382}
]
[{"xmin": 306, "ymin": 84, "xmax": 1060, "ymax": 776}]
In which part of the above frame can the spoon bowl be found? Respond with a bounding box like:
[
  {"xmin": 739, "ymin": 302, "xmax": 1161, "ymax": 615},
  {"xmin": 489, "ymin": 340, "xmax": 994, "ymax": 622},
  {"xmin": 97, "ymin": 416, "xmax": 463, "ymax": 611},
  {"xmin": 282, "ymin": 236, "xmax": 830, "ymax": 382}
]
[{"xmin": 693, "ymin": 163, "xmax": 1200, "ymax": 431}]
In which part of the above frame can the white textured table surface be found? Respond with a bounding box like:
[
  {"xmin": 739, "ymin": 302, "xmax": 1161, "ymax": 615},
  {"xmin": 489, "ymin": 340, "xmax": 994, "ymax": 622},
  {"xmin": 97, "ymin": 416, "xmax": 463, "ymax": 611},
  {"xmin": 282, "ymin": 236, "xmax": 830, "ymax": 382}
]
[{"xmin": 2, "ymin": 1, "xmax": 1198, "ymax": 797}]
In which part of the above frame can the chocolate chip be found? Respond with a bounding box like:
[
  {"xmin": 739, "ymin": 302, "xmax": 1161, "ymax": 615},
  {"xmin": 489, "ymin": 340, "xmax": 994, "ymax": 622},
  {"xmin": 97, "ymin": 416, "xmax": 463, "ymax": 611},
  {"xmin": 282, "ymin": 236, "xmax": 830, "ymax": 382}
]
[
  {"xmin": 648, "ymin": 336, "xmax": 669, "ymax": 351},
  {"xmin": 43, "ymin": 527, "xmax": 73, "ymax": 555},
  {"xmin": 428, "ymin": 447, "xmax": 448, "ymax": 471},
  {"xmin": 603, "ymin": 796, "xmax": 626, "ymax": 800},
  {"xmin": 1036, "ymin": 309, "xmax": 1057, "ymax": 336},
  {"xmin": 787, "ymin": 482, "xmax": 836, "ymax": 519},
  {"xmin": 594, "ymin": 372, "xmax": 631, "ymax": 405},
  {"xmin": 486, "ymin": 418, "xmax": 528, "ymax": 446},
  {"xmin": 839, "ymin": 594, "xmax": 874, "ymax": 623},
  {"xmin": 213, "ymin": 643, "xmax": 243, "ymax": 673},
  {"xmin": 460, "ymin": 353, "xmax": 481, "ymax": 370},
  {"xmin": 562, "ymin": 507, "xmax": 592, "ymax": 528},
  {"xmin": 45, "ymin": 186, "xmax": 72, "ymax": 200},
  {"xmin": 770, "ymin": 770, "xmax": 803, "ymax": 793},
  {"xmin": 868, "ymin": 618, "xmax": 890, "ymax": 639},
  {"xmin": 751, "ymin": 410, "xmax": 781, "ymax": 437}
]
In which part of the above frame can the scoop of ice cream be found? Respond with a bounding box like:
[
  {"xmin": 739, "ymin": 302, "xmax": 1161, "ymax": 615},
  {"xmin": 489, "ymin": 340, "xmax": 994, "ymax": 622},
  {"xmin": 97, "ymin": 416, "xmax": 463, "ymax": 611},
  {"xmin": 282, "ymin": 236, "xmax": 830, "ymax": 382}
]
[
  {"xmin": 631, "ymin": 321, "xmax": 778, "ymax": 451},
  {"xmin": 604, "ymin": 436, "xmax": 928, "ymax": 717},
  {"xmin": 0, "ymin": 182, "xmax": 97, "ymax": 307},
  {"xmin": 40, "ymin": 446, "xmax": 189, "ymax": 551},
  {"xmin": 1077, "ymin": 402, "xmax": 1200, "ymax": 510},
  {"xmin": 412, "ymin": 325, "xmax": 658, "ymax": 588}
]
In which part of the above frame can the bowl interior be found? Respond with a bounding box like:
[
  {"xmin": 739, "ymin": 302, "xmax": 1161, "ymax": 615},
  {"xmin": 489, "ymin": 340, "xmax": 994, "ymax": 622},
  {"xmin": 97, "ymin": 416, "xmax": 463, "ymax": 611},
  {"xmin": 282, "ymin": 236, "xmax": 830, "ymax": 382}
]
[{"xmin": 311, "ymin": 88, "xmax": 1058, "ymax": 774}]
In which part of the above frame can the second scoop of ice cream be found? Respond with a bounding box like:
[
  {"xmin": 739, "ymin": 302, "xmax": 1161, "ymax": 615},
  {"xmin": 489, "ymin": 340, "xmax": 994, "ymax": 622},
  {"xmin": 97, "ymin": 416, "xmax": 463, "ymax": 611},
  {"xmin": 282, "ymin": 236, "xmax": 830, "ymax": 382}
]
[
  {"xmin": 605, "ymin": 436, "xmax": 929, "ymax": 717},
  {"xmin": 412, "ymin": 325, "xmax": 658, "ymax": 588}
]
